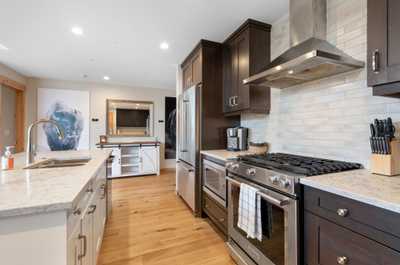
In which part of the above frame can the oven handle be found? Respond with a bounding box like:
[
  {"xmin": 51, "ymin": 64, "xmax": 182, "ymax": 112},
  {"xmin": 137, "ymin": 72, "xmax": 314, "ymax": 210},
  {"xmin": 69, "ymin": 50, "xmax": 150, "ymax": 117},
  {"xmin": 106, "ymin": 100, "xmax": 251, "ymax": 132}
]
[{"xmin": 226, "ymin": 176, "xmax": 290, "ymax": 207}]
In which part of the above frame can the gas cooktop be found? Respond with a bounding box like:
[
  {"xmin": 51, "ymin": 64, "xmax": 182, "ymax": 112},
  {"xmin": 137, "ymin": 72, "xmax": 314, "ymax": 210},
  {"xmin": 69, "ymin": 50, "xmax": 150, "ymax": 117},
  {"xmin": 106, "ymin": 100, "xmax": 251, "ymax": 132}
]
[
  {"xmin": 238, "ymin": 153, "xmax": 363, "ymax": 176},
  {"xmin": 227, "ymin": 153, "xmax": 363, "ymax": 197}
]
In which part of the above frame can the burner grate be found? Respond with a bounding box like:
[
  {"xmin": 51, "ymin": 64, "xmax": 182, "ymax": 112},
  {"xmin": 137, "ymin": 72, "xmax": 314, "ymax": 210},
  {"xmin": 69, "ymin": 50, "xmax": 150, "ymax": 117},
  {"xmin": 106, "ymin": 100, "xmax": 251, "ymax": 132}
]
[{"xmin": 239, "ymin": 153, "xmax": 362, "ymax": 176}]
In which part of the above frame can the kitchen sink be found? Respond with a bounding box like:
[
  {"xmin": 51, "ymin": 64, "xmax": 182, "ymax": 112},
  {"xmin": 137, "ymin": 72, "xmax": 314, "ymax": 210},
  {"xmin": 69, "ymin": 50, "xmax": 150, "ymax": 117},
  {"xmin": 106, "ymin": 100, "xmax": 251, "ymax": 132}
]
[{"xmin": 24, "ymin": 158, "xmax": 91, "ymax": 169}]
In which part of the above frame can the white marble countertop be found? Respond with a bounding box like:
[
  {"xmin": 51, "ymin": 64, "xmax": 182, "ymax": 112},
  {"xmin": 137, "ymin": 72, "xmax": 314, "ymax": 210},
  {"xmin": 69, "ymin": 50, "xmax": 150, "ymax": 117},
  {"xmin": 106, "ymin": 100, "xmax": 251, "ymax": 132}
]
[
  {"xmin": 0, "ymin": 149, "xmax": 111, "ymax": 218},
  {"xmin": 300, "ymin": 169, "xmax": 400, "ymax": 214},
  {"xmin": 200, "ymin": 149, "xmax": 266, "ymax": 162}
]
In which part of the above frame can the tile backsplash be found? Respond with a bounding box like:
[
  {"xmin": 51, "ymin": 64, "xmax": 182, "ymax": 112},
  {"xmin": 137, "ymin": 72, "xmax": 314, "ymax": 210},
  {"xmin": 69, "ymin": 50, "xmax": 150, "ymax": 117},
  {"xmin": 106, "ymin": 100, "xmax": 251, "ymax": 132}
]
[{"xmin": 241, "ymin": 0, "xmax": 400, "ymax": 167}]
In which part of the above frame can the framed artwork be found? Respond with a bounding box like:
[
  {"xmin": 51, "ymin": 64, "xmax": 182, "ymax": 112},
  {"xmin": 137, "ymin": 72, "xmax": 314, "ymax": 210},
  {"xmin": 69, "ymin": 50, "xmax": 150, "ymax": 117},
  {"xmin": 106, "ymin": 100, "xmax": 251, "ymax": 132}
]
[{"xmin": 37, "ymin": 88, "xmax": 90, "ymax": 151}]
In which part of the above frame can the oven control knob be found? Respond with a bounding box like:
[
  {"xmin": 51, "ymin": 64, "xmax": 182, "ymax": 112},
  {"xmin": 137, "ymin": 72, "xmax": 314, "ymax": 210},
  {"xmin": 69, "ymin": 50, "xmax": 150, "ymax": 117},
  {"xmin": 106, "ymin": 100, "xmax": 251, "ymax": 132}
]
[
  {"xmin": 246, "ymin": 168, "xmax": 256, "ymax": 176},
  {"xmin": 279, "ymin": 179, "xmax": 290, "ymax": 188},
  {"xmin": 269, "ymin": 176, "xmax": 279, "ymax": 184},
  {"xmin": 230, "ymin": 163, "xmax": 239, "ymax": 170}
]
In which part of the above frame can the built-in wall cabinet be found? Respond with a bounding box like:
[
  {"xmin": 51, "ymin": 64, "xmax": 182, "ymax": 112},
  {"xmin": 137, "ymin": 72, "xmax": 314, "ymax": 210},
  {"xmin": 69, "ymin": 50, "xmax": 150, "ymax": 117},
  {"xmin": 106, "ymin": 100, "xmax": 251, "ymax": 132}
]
[{"xmin": 368, "ymin": 0, "xmax": 400, "ymax": 97}]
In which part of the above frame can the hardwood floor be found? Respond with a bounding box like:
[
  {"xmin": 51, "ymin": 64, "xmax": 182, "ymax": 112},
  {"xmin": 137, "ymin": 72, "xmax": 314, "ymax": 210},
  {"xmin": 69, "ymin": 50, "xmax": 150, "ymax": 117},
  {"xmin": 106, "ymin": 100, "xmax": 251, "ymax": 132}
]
[{"xmin": 98, "ymin": 169, "xmax": 236, "ymax": 265}]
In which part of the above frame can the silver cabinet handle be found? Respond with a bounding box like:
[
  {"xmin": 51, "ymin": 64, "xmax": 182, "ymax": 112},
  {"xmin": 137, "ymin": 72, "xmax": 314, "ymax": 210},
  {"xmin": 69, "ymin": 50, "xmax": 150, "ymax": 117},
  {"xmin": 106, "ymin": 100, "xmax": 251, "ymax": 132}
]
[
  {"xmin": 100, "ymin": 183, "xmax": 106, "ymax": 199},
  {"xmin": 78, "ymin": 234, "xmax": 87, "ymax": 259},
  {"xmin": 88, "ymin": 205, "xmax": 97, "ymax": 214},
  {"xmin": 73, "ymin": 208, "xmax": 81, "ymax": 216},
  {"xmin": 337, "ymin": 208, "xmax": 349, "ymax": 217},
  {"xmin": 337, "ymin": 256, "xmax": 348, "ymax": 265},
  {"xmin": 228, "ymin": 97, "xmax": 234, "ymax": 107},
  {"xmin": 233, "ymin": 96, "xmax": 239, "ymax": 106},
  {"xmin": 372, "ymin": 49, "xmax": 380, "ymax": 73}
]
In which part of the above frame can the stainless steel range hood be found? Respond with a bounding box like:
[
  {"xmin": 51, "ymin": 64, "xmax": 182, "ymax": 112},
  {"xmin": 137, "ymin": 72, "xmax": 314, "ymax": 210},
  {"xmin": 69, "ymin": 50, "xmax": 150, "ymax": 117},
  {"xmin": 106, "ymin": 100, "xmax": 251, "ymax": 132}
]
[{"xmin": 244, "ymin": 0, "xmax": 364, "ymax": 88}]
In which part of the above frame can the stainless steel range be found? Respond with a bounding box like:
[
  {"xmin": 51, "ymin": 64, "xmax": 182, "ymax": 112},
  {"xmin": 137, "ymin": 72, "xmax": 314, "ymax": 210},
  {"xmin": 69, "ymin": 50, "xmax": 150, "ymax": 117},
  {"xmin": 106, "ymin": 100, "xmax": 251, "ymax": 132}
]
[{"xmin": 226, "ymin": 153, "xmax": 362, "ymax": 265}]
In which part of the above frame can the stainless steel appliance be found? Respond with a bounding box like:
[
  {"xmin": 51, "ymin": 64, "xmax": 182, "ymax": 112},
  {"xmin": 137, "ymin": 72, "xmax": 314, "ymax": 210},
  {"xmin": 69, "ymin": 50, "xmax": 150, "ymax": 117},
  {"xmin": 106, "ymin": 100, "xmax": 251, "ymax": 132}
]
[
  {"xmin": 177, "ymin": 85, "xmax": 200, "ymax": 211},
  {"xmin": 227, "ymin": 127, "xmax": 248, "ymax": 151},
  {"xmin": 244, "ymin": 0, "xmax": 364, "ymax": 88},
  {"xmin": 202, "ymin": 159, "xmax": 227, "ymax": 206},
  {"xmin": 226, "ymin": 153, "xmax": 362, "ymax": 265}
]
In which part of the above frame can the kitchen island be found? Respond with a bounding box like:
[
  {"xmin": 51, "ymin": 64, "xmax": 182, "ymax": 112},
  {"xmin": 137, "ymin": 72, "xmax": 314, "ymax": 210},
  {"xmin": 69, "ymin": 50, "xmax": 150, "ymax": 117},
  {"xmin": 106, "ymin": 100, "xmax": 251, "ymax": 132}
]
[{"xmin": 0, "ymin": 149, "xmax": 111, "ymax": 265}]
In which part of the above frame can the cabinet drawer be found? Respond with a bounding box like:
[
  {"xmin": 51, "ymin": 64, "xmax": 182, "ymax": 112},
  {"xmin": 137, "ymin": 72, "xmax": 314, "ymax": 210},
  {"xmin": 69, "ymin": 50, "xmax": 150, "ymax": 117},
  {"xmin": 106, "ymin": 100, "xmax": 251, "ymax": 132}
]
[
  {"xmin": 305, "ymin": 212, "xmax": 400, "ymax": 265},
  {"xmin": 203, "ymin": 192, "xmax": 227, "ymax": 234},
  {"xmin": 304, "ymin": 186, "xmax": 400, "ymax": 250}
]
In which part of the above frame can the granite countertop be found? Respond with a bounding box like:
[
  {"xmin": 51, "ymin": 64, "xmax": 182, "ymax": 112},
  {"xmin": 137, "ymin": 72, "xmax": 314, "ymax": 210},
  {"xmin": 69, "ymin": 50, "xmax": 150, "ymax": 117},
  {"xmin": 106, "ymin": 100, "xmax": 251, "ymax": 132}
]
[
  {"xmin": 0, "ymin": 149, "xmax": 111, "ymax": 218},
  {"xmin": 200, "ymin": 149, "xmax": 266, "ymax": 162},
  {"xmin": 300, "ymin": 169, "xmax": 400, "ymax": 214}
]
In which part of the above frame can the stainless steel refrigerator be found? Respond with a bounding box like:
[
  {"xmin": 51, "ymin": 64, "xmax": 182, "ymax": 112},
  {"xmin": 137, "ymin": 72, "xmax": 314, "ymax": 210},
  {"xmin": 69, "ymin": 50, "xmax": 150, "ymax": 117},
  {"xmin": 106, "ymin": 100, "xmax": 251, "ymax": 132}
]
[{"xmin": 176, "ymin": 85, "xmax": 200, "ymax": 211}]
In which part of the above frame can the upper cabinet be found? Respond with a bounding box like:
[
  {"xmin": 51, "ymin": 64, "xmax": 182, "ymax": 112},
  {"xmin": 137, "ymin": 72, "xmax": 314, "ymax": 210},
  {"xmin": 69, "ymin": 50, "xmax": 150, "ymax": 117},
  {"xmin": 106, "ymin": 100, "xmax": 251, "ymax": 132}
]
[
  {"xmin": 368, "ymin": 0, "xmax": 400, "ymax": 97},
  {"xmin": 223, "ymin": 19, "xmax": 271, "ymax": 115},
  {"xmin": 182, "ymin": 48, "xmax": 202, "ymax": 90}
]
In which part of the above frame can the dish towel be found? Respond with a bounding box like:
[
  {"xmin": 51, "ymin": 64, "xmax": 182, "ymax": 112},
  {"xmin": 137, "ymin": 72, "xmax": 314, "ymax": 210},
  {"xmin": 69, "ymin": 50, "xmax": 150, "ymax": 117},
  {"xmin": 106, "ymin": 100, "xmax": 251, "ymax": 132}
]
[{"xmin": 237, "ymin": 183, "xmax": 262, "ymax": 241}]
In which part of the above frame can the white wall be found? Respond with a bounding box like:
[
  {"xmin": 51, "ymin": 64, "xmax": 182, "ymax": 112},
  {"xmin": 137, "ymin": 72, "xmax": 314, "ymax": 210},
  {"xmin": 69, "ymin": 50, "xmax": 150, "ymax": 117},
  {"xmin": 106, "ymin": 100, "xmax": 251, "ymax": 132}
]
[
  {"xmin": 26, "ymin": 78, "xmax": 176, "ymax": 168},
  {"xmin": 241, "ymin": 0, "xmax": 400, "ymax": 167}
]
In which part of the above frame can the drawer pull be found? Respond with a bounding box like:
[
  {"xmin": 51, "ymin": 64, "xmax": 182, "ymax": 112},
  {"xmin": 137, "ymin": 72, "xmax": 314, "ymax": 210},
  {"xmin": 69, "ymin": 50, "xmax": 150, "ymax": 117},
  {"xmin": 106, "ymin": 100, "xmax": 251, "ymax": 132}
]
[
  {"xmin": 219, "ymin": 218, "xmax": 225, "ymax": 223},
  {"xmin": 337, "ymin": 256, "xmax": 348, "ymax": 265},
  {"xmin": 337, "ymin": 208, "xmax": 349, "ymax": 217},
  {"xmin": 78, "ymin": 234, "xmax": 87, "ymax": 259},
  {"xmin": 88, "ymin": 205, "xmax": 97, "ymax": 214},
  {"xmin": 73, "ymin": 208, "xmax": 81, "ymax": 216}
]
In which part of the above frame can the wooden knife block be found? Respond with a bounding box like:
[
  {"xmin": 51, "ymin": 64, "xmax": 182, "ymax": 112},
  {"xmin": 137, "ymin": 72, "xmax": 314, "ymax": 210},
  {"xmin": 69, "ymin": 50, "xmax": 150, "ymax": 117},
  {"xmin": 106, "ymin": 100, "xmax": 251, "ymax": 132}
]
[{"xmin": 370, "ymin": 139, "xmax": 400, "ymax": 176}]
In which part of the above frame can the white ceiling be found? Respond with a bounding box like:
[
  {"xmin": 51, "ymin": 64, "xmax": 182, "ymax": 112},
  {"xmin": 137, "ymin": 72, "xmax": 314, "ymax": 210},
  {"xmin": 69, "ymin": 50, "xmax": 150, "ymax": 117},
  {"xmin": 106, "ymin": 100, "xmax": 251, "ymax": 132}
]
[{"xmin": 0, "ymin": 0, "xmax": 288, "ymax": 90}]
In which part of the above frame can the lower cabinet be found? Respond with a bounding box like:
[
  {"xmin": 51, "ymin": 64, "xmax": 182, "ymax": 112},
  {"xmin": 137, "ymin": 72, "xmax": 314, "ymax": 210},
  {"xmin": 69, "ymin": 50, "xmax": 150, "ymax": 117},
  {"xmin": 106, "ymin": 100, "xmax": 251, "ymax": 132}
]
[
  {"xmin": 304, "ymin": 186, "xmax": 400, "ymax": 265},
  {"xmin": 67, "ymin": 165, "xmax": 107, "ymax": 265},
  {"xmin": 305, "ymin": 212, "xmax": 400, "ymax": 265}
]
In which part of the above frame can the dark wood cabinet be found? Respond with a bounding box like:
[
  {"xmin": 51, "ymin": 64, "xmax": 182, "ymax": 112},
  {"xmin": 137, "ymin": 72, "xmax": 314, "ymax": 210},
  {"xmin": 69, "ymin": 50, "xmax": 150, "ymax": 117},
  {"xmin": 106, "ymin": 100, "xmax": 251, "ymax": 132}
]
[
  {"xmin": 181, "ymin": 49, "xmax": 202, "ymax": 90},
  {"xmin": 304, "ymin": 186, "xmax": 400, "ymax": 265},
  {"xmin": 368, "ymin": 0, "xmax": 400, "ymax": 97},
  {"xmin": 223, "ymin": 19, "xmax": 271, "ymax": 115},
  {"xmin": 305, "ymin": 212, "xmax": 400, "ymax": 265}
]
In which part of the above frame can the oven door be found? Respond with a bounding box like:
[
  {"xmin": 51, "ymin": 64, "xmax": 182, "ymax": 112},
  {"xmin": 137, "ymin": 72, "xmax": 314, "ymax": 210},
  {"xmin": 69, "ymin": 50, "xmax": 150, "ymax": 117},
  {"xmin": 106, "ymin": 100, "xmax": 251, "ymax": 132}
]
[
  {"xmin": 227, "ymin": 175, "xmax": 298, "ymax": 265},
  {"xmin": 202, "ymin": 159, "xmax": 227, "ymax": 201}
]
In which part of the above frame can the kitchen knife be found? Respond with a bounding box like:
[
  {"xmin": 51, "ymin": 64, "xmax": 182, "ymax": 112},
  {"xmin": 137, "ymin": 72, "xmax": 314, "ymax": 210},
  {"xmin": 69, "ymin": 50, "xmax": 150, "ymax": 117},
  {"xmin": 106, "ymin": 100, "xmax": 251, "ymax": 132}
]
[
  {"xmin": 387, "ymin": 117, "xmax": 396, "ymax": 139},
  {"xmin": 374, "ymin": 119, "xmax": 382, "ymax": 154},
  {"xmin": 370, "ymin": 123, "xmax": 376, "ymax": 153}
]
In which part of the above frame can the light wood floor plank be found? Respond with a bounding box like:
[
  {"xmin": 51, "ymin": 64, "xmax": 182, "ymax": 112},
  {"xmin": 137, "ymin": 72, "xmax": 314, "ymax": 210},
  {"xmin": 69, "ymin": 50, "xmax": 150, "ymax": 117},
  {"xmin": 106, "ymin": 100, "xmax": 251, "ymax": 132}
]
[{"xmin": 98, "ymin": 169, "xmax": 236, "ymax": 265}]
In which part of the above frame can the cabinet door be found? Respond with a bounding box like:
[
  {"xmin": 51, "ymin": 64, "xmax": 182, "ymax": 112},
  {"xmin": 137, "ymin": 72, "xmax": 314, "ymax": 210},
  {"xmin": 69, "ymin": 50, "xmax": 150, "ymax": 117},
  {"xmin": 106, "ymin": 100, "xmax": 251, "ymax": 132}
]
[
  {"xmin": 236, "ymin": 31, "xmax": 250, "ymax": 111},
  {"xmin": 368, "ymin": 0, "xmax": 400, "ymax": 86},
  {"xmin": 192, "ymin": 51, "xmax": 202, "ymax": 85},
  {"xmin": 223, "ymin": 43, "xmax": 238, "ymax": 113},
  {"xmin": 140, "ymin": 146, "xmax": 158, "ymax": 174},
  {"xmin": 304, "ymin": 212, "xmax": 400, "ymax": 265},
  {"xmin": 67, "ymin": 222, "xmax": 82, "ymax": 265},
  {"xmin": 92, "ymin": 185, "xmax": 106, "ymax": 264},
  {"xmin": 110, "ymin": 148, "xmax": 121, "ymax": 177},
  {"xmin": 182, "ymin": 63, "xmax": 193, "ymax": 90},
  {"xmin": 80, "ymin": 210, "xmax": 93, "ymax": 265}
]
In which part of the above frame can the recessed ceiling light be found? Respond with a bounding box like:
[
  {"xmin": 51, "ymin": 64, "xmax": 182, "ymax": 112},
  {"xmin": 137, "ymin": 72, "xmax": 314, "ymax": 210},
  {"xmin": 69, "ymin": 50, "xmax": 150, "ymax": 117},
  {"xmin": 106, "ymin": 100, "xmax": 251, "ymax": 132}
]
[
  {"xmin": 0, "ymin": 43, "xmax": 9, "ymax": 50},
  {"xmin": 288, "ymin": 70, "xmax": 294, "ymax": 74},
  {"xmin": 71, "ymin": 26, "xmax": 84, "ymax": 36},
  {"xmin": 160, "ymin": 41, "xmax": 169, "ymax": 50},
  {"xmin": 103, "ymin": 76, "xmax": 110, "ymax": 81}
]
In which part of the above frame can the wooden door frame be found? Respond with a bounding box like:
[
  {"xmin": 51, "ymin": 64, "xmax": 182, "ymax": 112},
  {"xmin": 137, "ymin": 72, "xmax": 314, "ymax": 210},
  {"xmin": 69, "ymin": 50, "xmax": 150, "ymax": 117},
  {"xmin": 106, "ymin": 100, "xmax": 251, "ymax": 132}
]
[{"xmin": 0, "ymin": 75, "xmax": 26, "ymax": 152}]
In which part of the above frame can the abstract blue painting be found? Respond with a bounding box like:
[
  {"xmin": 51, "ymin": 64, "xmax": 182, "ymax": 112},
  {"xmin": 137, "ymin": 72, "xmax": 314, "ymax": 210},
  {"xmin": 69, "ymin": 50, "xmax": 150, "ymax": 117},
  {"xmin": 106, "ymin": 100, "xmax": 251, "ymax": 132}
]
[
  {"xmin": 38, "ymin": 88, "xmax": 90, "ymax": 151},
  {"xmin": 43, "ymin": 101, "xmax": 84, "ymax": 151}
]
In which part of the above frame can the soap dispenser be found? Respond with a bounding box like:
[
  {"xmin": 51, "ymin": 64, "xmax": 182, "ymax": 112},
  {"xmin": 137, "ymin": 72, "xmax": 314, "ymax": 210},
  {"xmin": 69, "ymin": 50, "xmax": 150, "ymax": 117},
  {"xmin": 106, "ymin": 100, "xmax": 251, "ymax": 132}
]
[{"xmin": 1, "ymin": 146, "xmax": 15, "ymax": 170}]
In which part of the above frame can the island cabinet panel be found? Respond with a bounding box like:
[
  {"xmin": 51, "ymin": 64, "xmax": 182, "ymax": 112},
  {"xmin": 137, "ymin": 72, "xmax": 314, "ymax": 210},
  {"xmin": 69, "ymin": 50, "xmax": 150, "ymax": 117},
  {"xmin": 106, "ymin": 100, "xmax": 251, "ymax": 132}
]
[
  {"xmin": 303, "ymin": 186, "xmax": 400, "ymax": 265},
  {"xmin": 368, "ymin": 0, "xmax": 400, "ymax": 97}
]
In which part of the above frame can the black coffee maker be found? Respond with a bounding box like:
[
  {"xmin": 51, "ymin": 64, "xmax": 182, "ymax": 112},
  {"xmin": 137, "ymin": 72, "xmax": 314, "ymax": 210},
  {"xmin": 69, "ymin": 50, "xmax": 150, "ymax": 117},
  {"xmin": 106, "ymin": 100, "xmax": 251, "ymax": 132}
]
[{"xmin": 226, "ymin": 127, "xmax": 248, "ymax": 151}]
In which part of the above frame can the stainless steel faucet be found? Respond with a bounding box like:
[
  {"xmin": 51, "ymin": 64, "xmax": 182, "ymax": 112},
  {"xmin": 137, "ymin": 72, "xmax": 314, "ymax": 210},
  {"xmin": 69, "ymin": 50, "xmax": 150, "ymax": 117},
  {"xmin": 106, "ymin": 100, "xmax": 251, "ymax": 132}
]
[{"xmin": 26, "ymin": 119, "xmax": 64, "ymax": 166}]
